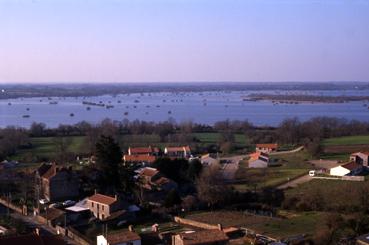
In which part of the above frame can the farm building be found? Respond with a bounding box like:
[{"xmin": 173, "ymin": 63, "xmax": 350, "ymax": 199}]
[
  {"xmin": 350, "ymin": 152, "xmax": 369, "ymax": 166},
  {"xmin": 329, "ymin": 162, "xmax": 363, "ymax": 176}
]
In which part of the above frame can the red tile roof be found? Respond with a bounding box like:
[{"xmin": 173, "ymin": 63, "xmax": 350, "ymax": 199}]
[
  {"xmin": 139, "ymin": 167, "xmax": 159, "ymax": 177},
  {"xmin": 176, "ymin": 229, "xmax": 229, "ymax": 245},
  {"xmin": 342, "ymin": 161, "xmax": 362, "ymax": 171},
  {"xmin": 129, "ymin": 147, "xmax": 153, "ymax": 154},
  {"xmin": 249, "ymin": 152, "xmax": 269, "ymax": 161},
  {"xmin": 166, "ymin": 146, "xmax": 191, "ymax": 152},
  {"xmin": 256, "ymin": 143, "xmax": 278, "ymax": 149},
  {"xmin": 106, "ymin": 230, "xmax": 141, "ymax": 245},
  {"xmin": 124, "ymin": 154, "xmax": 156, "ymax": 163},
  {"xmin": 88, "ymin": 193, "xmax": 117, "ymax": 206}
]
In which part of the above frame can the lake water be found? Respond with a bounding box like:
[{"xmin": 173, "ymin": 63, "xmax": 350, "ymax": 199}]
[{"xmin": 0, "ymin": 90, "xmax": 368, "ymax": 128}]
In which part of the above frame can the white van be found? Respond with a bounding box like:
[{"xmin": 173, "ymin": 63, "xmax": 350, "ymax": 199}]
[{"xmin": 309, "ymin": 170, "xmax": 315, "ymax": 177}]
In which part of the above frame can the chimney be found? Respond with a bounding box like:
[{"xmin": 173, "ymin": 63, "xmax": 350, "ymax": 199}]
[
  {"xmin": 35, "ymin": 228, "xmax": 40, "ymax": 235},
  {"xmin": 94, "ymin": 189, "xmax": 97, "ymax": 194},
  {"xmin": 217, "ymin": 224, "xmax": 223, "ymax": 231},
  {"xmin": 128, "ymin": 225, "xmax": 134, "ymax": 232},
  {"xmin": 114, "ymin": 195, "xmax": 118, "ymax": 201}
]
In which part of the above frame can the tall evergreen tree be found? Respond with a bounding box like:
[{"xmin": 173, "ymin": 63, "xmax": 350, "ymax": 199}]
[{"xmin": 95, "ymin": 135, "xmax": 122, "ymax": 191}]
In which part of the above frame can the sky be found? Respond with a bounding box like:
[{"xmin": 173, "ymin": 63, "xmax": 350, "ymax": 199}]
[{"xmin": 0, "ymin": 0, "xmax": 369, "ymax": 83}]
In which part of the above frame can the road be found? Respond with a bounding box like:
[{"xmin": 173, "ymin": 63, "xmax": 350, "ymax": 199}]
[
  {"xmin": 276, "ymin": 174, "xmax": 312, "ymax": 189},
  {"xmin": 269, "ymin": 146, "xmax": 304, "ymax": 156}
]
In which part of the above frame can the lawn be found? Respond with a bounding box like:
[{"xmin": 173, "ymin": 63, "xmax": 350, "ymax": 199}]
[
  {"xmin": 185, "ymin": 210, "xmax": 325, "ymax": 239},
  {"xmin": 233, "ymin": 151, "xmax": 311, "ymax": 191},
  {"xmin": 252, "ymin": 211, "xmax": 326, "ymax": 239},
  {"xmin": 322, "ymin": 135, "xmax": 369, "ymax": 146}
]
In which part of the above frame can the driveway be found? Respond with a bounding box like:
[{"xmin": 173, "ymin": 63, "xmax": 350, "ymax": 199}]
[
  {"xmin": 276, "ymin": 174, "xmax": 312, "ymax": 189},
  {"xmin": 220, "ymin": 155, "xmax": 246, "ymax": 180}
]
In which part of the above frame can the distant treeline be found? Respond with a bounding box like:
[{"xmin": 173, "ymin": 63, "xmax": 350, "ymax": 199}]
[
  {"xmin": 1, "ymin": 116, "xmax": 369, "ymax": 160},
  {"xmin": 1, "ymin": 82, "xmax": 369, "ymax": 99},
  {"xmin": 248, "ymin": 93, "xmax": 369, "ymax": 103}
]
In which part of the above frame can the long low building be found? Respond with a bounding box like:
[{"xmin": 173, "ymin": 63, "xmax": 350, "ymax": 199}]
[{"xmin": 330, "ymin": 161, "xmax": 363, "ymax": 176}]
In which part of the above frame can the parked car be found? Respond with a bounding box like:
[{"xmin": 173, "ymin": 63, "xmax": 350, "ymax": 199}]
[
  {"xmin": 62, "ymin": 200, "xmax": 76, "ymax": 206},
  {"xmin": 39, "ymin": 199, "xmax": 49, "ymax": 205},
  {"xmin": 309, "ymin": 170, "xmax": 315, "ymax": 177},
  {"xmin": 48, "ymin": 202, "xmax": 63, "ymax": 208}
]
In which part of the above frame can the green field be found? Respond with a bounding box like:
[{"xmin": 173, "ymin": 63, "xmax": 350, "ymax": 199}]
[
  {"xmin": 322, "ymin": 135, "xmax": 369, "ymax": 146},
  {"xmin": 11, "ymin": 136, "xmax": 87, "ymax": 161},
  {"xmin": 10, "ymin": 132, "xmax": 251, "ymax": 162}
]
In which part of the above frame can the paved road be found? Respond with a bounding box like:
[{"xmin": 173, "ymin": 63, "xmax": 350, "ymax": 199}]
[
  {"xmin": 276, "ymin": 174, "xmax": 312, "ymax": 189},
  {"xmin": 269, "ymin": 146, "xmax": 304, "ymax": 156}
]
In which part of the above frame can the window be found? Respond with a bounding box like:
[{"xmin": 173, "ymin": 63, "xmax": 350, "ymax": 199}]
[
  {"xmin": 101, "ymin": 214, "xmax": 105, "ymax": 219},
  {"xmin": 102, "ymin": 205, "xmax": 104, "ymax": 211},
  {"xmin": 91, "ymin": 202, "xmax": 94, "ymax": 207}
]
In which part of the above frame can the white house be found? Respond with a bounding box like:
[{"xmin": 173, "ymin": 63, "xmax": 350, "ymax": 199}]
[
  {"xmin": 329, "ymin": 162, "xmax": 362, "ymax": 176},
  {"xmin": 97, "ymin": 230, "xmax": 141, "ymax": 245}
]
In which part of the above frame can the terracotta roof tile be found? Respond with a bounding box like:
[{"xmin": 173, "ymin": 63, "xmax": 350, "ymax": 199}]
[
  {"xmin": 166, "ymin": 146, "xmax": 191, "ymax": 152},
  {"xmin": 139, "ymin": 167, "xmax": 159, "ymax": 177},
  {"xmin": 88, "ymin": 193, "xmax": 117, "ymax": 206},
  {"xmin": 129, "ymin": 147, "xmax": 153, "ymax": 154},
  {"xmin": 342, "ymin": 161, "xmax": 362, "ymax": 171},
  {"xmin": 124, "ymin": 154, "xmax": 156, "ymax": 163}
]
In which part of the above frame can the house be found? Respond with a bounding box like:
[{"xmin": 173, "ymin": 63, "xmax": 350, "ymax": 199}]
[
  {"xmin": 123, "ymin": 154, "xmax": 156, "ymax": 165},
  {"xmin": 164, "ymin": 146, "xmax": 191, "ymax": 159},
  {"xmin": 128, "ymin": 146, "xmax": 159, "ymax": 156},
  {"xmin": 136, "ymin": 167, "xmax": 177, "ymax": 191},
  {"xmin": 200, "ymin": 154, "xmax": 219, "ymax": 166},
  {"xmin": 255, "ymin": 144, "xmax": 278, "ymax": 153},
  {"xmin": 350, "ymin": 152, "xmax": 369, "ymax": 166},
  {"xmin": 35, "ymin": 163, "xmax": 79, "ymax": 202},
  {"xmin": 87, "ymin": 192, "xmax": 121, "ymax": 220},
  {"xmin": 330, "ymin": 162, "xmax": 363, "ymax": 176},
  {"xmin": 97, "ymin": 230, "xmax": 141, "ymax": 245},
  {"xmin": 172, "ymin": 229, "xmax": 229, "ymax": 245},
  {"xmin": 248, "ymin": 152, "xmax": 269, "ymax": 168}
]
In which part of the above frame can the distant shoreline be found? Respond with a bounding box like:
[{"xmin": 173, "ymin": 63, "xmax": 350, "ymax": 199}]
[
  {"xmin": 246, "ymin": 93, "xmax": 369, "ymax": 104},
  {"xmin": 1, "ymin": 82, "xmax": 369, "ymax": 100}
]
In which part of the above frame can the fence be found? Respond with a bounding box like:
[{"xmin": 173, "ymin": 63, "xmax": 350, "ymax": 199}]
[
  {"xmin": 173, "ymin": 216, "xmax": 220, "ymax": 230},
  {"xmin": 0, "ymin": 197, "xmax": 26, "ymax": 215},
  {"xmin": 67, "ymin": 226, "xmax": 93, "ymax": 245},
  {"xmin": 313, "ymin": 176, "xmax": 365, "ymax": 182}
]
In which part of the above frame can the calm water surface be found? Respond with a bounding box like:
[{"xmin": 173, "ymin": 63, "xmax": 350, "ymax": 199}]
[{"xmin": 0, "ymin": 90, "xmax": 368, "ymax": 128}]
